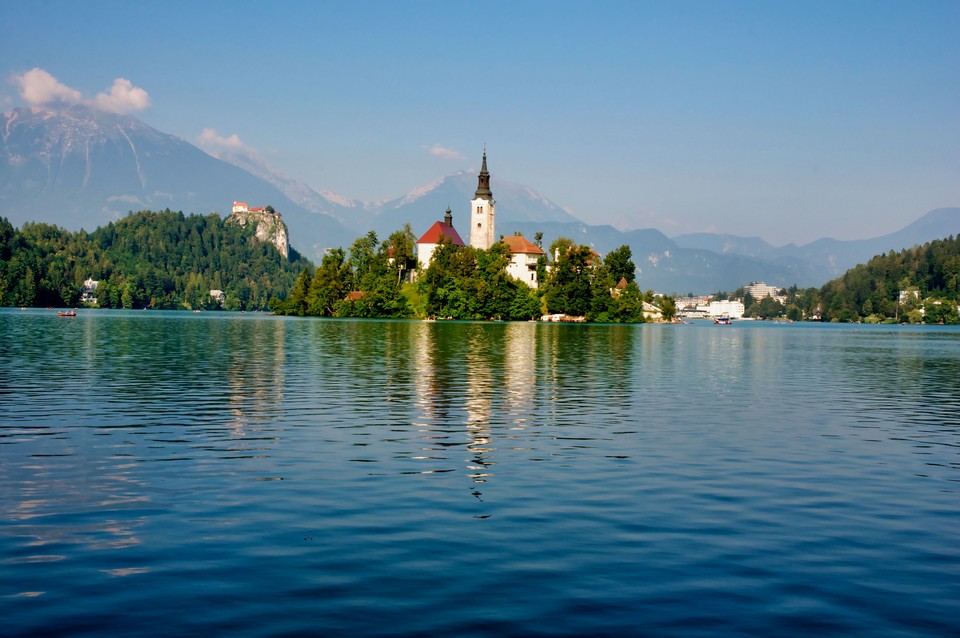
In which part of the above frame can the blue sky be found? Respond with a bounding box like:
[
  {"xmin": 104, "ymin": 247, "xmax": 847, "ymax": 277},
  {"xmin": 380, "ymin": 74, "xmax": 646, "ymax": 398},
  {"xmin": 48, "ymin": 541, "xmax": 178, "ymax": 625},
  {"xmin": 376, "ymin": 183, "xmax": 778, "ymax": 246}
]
[{"xmin": 3, "ymin": 0, "xmax": 958, "ymax": 245}]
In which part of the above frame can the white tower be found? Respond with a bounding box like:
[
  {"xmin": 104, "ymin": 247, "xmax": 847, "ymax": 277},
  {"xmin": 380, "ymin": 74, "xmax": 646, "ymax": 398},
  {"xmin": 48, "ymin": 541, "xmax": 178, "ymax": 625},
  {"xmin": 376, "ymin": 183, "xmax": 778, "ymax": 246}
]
[{"xmin": 470, "ymin": 150, "xmax": 496, "ymax": 250}]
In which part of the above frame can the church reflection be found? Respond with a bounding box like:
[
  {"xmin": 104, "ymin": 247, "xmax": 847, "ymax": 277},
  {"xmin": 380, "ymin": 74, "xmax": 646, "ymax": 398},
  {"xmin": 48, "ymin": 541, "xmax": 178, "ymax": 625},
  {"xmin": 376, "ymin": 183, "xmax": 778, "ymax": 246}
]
[{"xmin": 408, "ymin": 321, "xmax": 639, "ymax": 505}]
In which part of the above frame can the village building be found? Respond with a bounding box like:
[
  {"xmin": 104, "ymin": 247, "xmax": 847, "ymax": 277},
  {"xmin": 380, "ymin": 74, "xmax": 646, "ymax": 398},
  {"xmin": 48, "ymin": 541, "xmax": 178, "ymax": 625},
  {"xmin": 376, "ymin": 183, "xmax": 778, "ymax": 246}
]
[
  {"xmin": 80, "ymin": 277, "xmax": 99, "ymax": 305},
  {"xmin": 744, "ymin": 281, "xmax": 780, "ymax": 300},
  {"xmin": 698, "ymin": 299, "xmax": 745, "ymax": 319},
  {"xmin": 416, "ymin": 207, "xmax": 465, "ymax": 271},
  {"xmin": 501, "ymin": 234, "xmax": 544, "ymax": 288},
  {"xmin": 414, "ymin": 150, "xmax": 543, "ymax": 288}
]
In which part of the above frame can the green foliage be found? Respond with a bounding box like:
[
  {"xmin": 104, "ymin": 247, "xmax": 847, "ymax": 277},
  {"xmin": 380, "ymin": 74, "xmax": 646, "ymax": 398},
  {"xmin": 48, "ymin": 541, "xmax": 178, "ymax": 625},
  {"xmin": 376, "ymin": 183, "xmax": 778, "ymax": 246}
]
[
  {"xmin": 771, "ymin": 235, "xmax": 959, "ymax": 322},
  {"xmin": 415, "ymin": 239, "xmax": 538, "ymax": 320},
  {"xmin": 540, "ymin": 240, "xmax": 649, "ymax": 323},
  {"xmin": 0, "ymin": 211, "xmax": 310, "ymax": 310},
  {"xmin": 814, "ymin": 235, "xmax": 960, "ymax": 322}
]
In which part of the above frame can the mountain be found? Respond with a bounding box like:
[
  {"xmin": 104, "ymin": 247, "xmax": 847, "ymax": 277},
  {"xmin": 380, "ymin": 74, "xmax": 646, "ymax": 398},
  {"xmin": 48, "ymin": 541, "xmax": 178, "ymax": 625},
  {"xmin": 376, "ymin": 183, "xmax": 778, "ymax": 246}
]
[
  {"xmin": 366, "ymin": 170, "xmax": 579, "ymax": 239},
  {"xmin": 2, "ymin": 105, "xmax": 956, "ymax": 294},
  {"xmin": 0, "ymin": 105, "xmax": 356, "ymax": 257},
  {"xmin": 211, "ymin": 151, "xmax": 579, "ymax": 241},
  {"xmin": 210, "ymin": 148, "xmax": 373, "ymax": 229},
  {"xmin": 496, "ymin": 221, "xmax": 818, "ymax": 294},
  {"xmin": 672, "ymin": 207, "xmax": 960, "ymax": 286}
]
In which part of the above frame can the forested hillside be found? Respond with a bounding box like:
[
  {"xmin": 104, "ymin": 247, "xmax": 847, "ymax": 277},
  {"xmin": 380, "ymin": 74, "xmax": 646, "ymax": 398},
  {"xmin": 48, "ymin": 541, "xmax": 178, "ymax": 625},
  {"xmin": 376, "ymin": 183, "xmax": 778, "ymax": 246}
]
[
  {"xmin": 0, "ymin": 210, "xmax": 312, "ymax": 310},
  {"xmin": 731, "ymin": 235, "xmax": 960, "ymax": 323},
  {"xmin": 817, "ymin": 235, "xmax": 960, "ymax": 323}
]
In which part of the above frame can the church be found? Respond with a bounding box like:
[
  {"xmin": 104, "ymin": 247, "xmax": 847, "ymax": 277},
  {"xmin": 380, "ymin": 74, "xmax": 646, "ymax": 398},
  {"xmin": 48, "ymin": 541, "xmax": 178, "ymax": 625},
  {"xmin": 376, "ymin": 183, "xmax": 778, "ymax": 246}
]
[{"xmin": 416, "ymin": 151, "xmax": 544, "ymax": 287}]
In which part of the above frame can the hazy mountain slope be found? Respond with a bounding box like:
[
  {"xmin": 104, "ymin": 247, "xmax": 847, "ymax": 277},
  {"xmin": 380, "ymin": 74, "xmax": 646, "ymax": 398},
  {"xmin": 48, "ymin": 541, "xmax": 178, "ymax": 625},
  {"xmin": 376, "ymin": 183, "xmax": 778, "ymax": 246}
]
[
  {"xmin": 211, "ymin": 149, "xmax": 374, "ymax": 230},
  {"xmin": 673, "ymin": 207, "xmax": 960, "ymax": 283},
  {"xmin": 3, "ymin": 105, "xmax": 955, "ymax": 293},
  {"xmin": 371, "ymin": 171, "xmax": 579, "ymax": 238},
  {"xmin": 0, "ymin": 105, "xmax": 355, "ymax": 258}
]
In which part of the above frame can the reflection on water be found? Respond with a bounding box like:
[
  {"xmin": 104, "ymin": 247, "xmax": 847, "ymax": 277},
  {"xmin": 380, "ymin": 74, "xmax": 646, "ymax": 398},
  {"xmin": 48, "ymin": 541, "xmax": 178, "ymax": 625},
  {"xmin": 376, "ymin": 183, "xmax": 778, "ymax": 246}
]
[{"xmin": 1, "ymin": 311, "xmax": 958, "ymax": 637}]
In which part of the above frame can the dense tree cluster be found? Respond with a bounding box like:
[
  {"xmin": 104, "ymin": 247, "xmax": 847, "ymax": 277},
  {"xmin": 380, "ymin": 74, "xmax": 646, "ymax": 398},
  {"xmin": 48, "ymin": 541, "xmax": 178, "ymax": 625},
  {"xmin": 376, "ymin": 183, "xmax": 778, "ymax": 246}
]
[
  {"xmin": 0, "ymin": 210, "xmax": 310, "ymax": 310},
  {"xmin": 709, "ymin": 235, "xmax": 960, "ymax": 323},
  {"xmin": 273, "ymin": 230, "xmax": 675, "ymax": 323},
  {"xmin": 417, "ymin": 238, "xmax": 540, "ymax": 320},
  {"xmin": 272, "ymin": 227, "xmax": 417, "ymax": 318},
  {"xmin": 815, "ymin": 235, "xmax": 960, "ymax": 323},
  {"xmin": 541, "ymin": 240, "xmax": 662, "ymax": 322}
]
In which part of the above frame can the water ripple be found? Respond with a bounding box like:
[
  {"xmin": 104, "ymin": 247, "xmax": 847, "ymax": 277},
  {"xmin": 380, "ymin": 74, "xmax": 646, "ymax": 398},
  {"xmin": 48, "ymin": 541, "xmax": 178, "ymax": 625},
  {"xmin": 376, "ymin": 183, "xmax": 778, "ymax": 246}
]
[{"xmin": 1, "ymin": 312, "xmax": 958, "ymax": 636}]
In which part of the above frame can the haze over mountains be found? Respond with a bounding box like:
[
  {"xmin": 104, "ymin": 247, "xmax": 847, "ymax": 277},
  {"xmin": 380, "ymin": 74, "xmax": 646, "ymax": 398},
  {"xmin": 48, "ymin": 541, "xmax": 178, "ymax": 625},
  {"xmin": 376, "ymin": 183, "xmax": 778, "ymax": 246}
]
[{"xmin": 2, "ymin": 105, "xmax": 957, "ymax": 293}]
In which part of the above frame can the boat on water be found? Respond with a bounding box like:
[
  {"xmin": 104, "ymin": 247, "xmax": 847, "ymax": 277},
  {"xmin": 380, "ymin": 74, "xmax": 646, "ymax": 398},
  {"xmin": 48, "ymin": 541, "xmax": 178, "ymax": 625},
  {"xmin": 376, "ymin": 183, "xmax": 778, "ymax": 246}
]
[
  {"xmin": 58, "ymin": 310, "xmax": 77, "ymax": 317},
  {"xmin": 714, "ymin": 316, "xmax": 732, "ymax": 325}
]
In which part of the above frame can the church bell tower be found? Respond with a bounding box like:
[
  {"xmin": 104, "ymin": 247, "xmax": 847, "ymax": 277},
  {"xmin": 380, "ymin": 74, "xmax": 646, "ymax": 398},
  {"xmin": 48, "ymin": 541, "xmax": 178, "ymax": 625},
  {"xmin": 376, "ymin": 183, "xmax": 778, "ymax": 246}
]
[{"xmin": 470, "ymin": 149, "xmax": 496, "ymax": 250}]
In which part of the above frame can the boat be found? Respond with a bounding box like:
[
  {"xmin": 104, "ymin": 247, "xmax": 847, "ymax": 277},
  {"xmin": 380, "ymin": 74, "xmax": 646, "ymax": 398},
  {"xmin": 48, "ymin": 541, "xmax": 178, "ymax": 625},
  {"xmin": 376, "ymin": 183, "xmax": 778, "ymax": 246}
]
[
  {"xmin": 58, "ymin": 310, "xmax": 77, "ymax": 317},
  {"xmin": 713, "ymin": 316, "xmax": 732, "ymax": 325}
]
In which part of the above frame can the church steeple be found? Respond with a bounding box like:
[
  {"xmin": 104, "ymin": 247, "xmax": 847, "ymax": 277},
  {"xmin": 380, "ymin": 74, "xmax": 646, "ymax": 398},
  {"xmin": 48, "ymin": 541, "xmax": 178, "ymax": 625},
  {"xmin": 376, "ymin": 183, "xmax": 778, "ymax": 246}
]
[
  {"xmin": 470, "ymin": 148, "xmax": 496, "ymax": 250},
  {"xmin": 444, "ymin": 206, "xmax": 453, "ymax": 226},
  {"xmin": 474, "ymin": 149, "xmax": 492, "ymax": 200}
]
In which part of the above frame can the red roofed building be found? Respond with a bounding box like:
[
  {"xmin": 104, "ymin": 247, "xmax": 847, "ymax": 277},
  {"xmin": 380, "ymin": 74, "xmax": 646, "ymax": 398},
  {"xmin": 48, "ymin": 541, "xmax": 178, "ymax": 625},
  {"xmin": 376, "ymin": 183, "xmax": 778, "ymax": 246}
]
[
  {"xmin": 501, "ymin": 234, "xmax": 545, "ymax": 288},
  {"xmin": 417, "ymin": 207, "xmax": 465, "ymax": 270}
]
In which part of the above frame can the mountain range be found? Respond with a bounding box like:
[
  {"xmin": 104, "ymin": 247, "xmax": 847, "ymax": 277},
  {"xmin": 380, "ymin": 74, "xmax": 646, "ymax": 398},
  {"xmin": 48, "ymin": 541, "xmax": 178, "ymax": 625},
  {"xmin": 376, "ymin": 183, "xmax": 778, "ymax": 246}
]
[{"xmin": 2, "ymin": 105, "xmax": 957, "ymax": 293}]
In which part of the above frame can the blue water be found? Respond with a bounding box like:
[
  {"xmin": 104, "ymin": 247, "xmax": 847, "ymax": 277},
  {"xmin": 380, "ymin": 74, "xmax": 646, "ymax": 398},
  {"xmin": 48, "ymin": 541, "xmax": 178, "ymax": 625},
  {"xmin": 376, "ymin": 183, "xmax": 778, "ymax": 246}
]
[{"xmin": 1, "ymin": 309, "xmax": 958, "ymax": 636}]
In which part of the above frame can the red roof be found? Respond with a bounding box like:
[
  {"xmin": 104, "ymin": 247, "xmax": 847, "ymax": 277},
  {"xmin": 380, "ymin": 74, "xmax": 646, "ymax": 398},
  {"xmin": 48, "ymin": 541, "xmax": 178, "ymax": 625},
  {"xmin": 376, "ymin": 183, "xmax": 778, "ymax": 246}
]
[
  {"xmin": 417, "ymin": 221, "xmax": 465, "ymax": 246},
  {"xmin": 501, "ymin": 234, "xmax": 544, "ymax": 255}
]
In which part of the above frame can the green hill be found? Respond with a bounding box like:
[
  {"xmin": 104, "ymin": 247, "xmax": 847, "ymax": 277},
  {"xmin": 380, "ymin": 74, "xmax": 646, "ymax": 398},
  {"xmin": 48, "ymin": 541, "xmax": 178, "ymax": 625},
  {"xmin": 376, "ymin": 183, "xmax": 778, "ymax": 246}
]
[
  {"xmin": 816, "ymin": 235, "xmax": 960, "ymax": 323},
  {"xmin": 0, "ymin": 210, "xmax": 313, "ymax": 310}
]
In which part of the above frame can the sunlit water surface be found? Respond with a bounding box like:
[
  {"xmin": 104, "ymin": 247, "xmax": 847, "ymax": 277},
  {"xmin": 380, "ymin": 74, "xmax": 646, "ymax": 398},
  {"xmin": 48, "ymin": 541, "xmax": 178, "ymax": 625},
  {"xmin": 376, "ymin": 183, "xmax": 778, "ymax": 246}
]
[{"xmin": 1, "ymin": 309, "xmax": 958, "ymax": 636}]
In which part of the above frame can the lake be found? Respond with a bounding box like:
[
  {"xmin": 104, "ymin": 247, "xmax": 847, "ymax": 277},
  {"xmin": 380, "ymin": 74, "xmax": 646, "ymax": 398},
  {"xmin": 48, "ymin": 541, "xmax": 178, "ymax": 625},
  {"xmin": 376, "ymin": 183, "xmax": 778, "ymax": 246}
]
[{"xmin": 1, "ymin": 309, "xmax": 958, "ymax": 636}]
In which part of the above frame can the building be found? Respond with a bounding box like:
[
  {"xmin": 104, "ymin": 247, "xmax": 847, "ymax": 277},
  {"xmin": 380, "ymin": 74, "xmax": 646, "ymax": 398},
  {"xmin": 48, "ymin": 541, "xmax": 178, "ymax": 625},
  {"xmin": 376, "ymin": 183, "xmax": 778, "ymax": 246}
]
[
  {"xmin": 470, "ymin": 150, "xmax": 496, "ymax": 250},
  {"xmin": 80, "ymin": 278, "xmax": 99, "ymax": 305},
  {"xmin": 417, "ymin": 207, "xmax": 465, "ymax": 271},
  {"xmin": 501, "ymin": 234, "xmax": 545, "ymax": 288},
  {"xmin": 698, "ymin": 299, "xmax": 745, "ymax": 319},
  {"xmin": 744, "ymin": 281, "xmax": 781, "ymax": 300},
  {"xmin": 642, "ymin": 301, "xmax": 663, "ymax": 321}
]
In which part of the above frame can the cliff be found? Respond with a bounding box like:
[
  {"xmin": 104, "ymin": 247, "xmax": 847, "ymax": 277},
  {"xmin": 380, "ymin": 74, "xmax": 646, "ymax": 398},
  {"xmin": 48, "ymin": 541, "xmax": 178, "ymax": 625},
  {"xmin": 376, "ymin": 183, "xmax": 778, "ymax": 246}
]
[{"xmin": 227, "ymin": 208, "xmax": 290, "ymax": 259}]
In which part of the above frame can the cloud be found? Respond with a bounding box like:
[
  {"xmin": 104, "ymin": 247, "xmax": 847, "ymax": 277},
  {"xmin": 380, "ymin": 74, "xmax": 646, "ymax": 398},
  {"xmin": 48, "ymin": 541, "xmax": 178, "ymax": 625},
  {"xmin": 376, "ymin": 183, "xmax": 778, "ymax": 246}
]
[
  {"xmin": 13, "ymin": 68, "xmax": 83, "ymax": 106},
  {"xmin": 425, "ymin": 144, "xmax": 465, "ymax": 161},
  {"xmin": 10, "ymin": 68, "xmax": 150, "ymax": 113},
  {"xmin": 197, "ymin": 128, "xmax": 253, "ymax": 153},
  {"xmin": 93, "ymin": 78, "xmax": 151, "ymax": 113}
]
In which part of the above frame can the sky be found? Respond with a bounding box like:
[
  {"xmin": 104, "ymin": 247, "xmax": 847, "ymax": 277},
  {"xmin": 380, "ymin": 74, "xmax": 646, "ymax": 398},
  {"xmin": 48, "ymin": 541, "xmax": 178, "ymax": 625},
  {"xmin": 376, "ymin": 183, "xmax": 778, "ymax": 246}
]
[{"xmin": 2, "ymin": 0, "xmax": 958, "ymax": 245}]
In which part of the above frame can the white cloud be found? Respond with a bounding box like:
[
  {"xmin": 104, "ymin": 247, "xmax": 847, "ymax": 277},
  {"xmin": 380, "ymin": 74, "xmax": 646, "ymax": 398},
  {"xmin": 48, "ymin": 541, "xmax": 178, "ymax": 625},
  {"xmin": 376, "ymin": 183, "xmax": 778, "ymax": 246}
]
[
  {"xmin": 425, "ymin": 144, "xmax": 465, "ymax": 161},
  {"xmin": 11, "ymin": 68, "xmax": 150, "ymax": 114},
  {"xmin": 93, "ymin": 78, "xmax": 151, "ymax": 113},
  {"xmin": 13, "ymin": 68, "xmax": 83, "ymax": 106},
  {"xmin": 197, "ymin": 128, "xmax": 253, "ymax": 153}
]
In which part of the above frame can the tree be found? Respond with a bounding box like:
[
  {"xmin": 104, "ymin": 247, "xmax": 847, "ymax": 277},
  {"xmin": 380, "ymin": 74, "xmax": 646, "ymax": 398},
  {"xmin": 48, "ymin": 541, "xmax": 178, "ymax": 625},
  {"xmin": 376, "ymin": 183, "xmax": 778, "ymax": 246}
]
[
  {"xmin": 542, "ymin": 238, "xmax": 594, "ymax": 316},
  {"xmin": 382, "ymin": 225, "xmax": 417, "ymax": 287},
  {"xmin": 603, "ymin": 245, "xmax": 636, "ymax": 284},
  {"xmin": 277, "ymin": 267, "xmax": 313, "ymax": 316},
  {"xmin": 348, "ymin": 231, "xmax": 379, "ymax": 290},
  {"xmin": 306, "ymin": 249, "xmax": 351, "ymax": 317}
]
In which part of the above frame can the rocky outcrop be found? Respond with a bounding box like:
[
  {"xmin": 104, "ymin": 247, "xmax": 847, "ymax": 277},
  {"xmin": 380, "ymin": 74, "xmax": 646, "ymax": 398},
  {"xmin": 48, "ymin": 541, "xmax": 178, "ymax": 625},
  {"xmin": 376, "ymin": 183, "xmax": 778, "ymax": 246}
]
[{"xmin": 227, "ymin": 207, "xmax": 289, "ymax": 259}]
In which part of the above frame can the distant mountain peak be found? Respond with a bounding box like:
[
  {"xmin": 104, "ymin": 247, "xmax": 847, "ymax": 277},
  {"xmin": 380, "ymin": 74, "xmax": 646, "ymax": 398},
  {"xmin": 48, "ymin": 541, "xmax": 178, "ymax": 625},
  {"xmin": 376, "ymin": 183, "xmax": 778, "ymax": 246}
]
[
  {"xmin": 209, "ymin": 148, "xmax": 359, "ymax": 217},
  {"xmin": 393, "ymin": 173, "xmax": 462, "ymax": 208}
]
